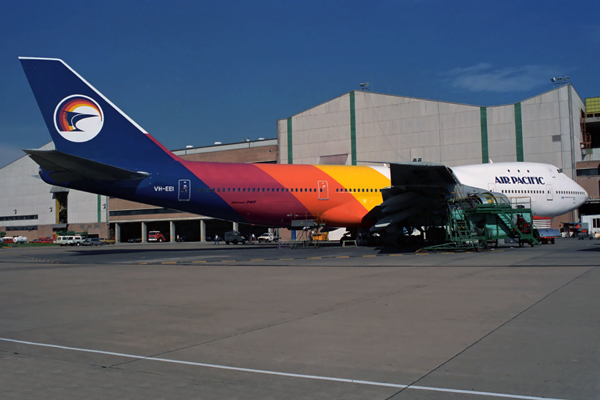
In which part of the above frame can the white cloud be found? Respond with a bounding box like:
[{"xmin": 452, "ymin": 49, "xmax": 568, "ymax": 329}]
[{"xmin": 443, "ymin": 63, "xmax": 559, "ymax": 93}]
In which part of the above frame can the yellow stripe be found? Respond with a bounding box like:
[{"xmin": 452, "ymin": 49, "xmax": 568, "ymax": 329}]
[
  {"xmin": 316, "ymin": 165, "xmax": 390, "ymax": 211},
  {"xmin": 362, "ymin": 255, "xmax": 376, "ymax": 257}
]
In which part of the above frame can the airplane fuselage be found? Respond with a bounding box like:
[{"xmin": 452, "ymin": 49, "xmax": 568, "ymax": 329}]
[{"xmin": 43, "ymin": 158, "xmax": 587, "ymax": 228}]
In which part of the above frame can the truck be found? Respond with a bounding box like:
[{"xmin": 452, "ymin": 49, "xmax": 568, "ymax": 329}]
[
  {"xmin": 257, "ymin": 232, "xmax": 279, "ymax": 243},
  {"xmin": 148, "ymin": 231, "xmax": 167, "ymax": 242},
  {"xmin": 12, "ymin": 236, "xmax": 28, "ymax": 244},
  {"xmin": 224, "ymin": 230, "xmax": 246, "ymax": 244}
]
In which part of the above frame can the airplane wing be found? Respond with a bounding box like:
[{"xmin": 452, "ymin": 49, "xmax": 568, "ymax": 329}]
[
  {"xmin": 24, "ymin": 149, "xmax": 150, "ymax": 183},
  {"xmin": 370, "ymin": 162, "xmax": 458, "ymax": 231}
]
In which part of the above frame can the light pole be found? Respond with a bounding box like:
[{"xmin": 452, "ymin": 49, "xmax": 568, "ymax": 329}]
[{"xmin": 551, "ymin": 76, "xmax": 569, "ymax": 87}]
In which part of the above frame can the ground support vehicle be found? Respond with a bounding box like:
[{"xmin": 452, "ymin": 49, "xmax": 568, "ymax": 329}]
[
  {"xmin": 224, "ymin": 230, "xmax": 247, "ymax": 245},
  {"xmin": 148, "ymin": 231, "xmax": 166, "ymax": 242},
  {"xmin": 258, "ymin": 233, "xmax": 279, "ymax": 243},
  {"xmin": 536, "ymin": 228, "xmax": 560, "ymax": 244}
]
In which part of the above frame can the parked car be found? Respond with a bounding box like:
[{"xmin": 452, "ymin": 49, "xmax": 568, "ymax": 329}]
[
  {"xmin": 148, "ymin": 231, "xmax": 166, "ymax": 242},
  {"xmin": 257, "ymin": 232, "xmax": 279, "ymax": 243},
  {"xmin": 83, "ymin": 238, "xmax": 105, "ymax": 246},
  {"xmin": 224, "ymin": 230, "xmax": 246, "ymax": 245},
  {"xmin": 32, "ymin": 237, "xmax": 53, "ymax": 244}
]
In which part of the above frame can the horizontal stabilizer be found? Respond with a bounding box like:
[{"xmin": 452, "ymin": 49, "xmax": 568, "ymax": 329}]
[{"xmin": 24, "ymin": 149, "xmax": 150, "ymax": 183}]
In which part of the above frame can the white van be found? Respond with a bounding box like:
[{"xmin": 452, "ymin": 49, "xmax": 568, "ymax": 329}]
[
  {"xmin": 55, "ymin": 236, "xmax": 70, "ymax": 246},
  {"xmin": 70, "ymin": 235, "xmax": 85, "ymax": 246}
]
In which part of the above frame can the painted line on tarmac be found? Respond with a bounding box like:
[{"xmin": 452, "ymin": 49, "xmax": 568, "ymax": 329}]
[
  {"xmin": 0, "ymin": 337, "xmax": 568, "ymax": 400},
  {"xmin": 138, "ymin": 253, "xmax": 421, "ymax": 265},
  {"xmin": 16, "ymin": 255, "xmax": 61, "ymax": 264}
]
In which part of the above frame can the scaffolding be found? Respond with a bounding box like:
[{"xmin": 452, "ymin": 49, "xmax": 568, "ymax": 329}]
[{"xmin": 423, "ymin": 196, "xmax": 539, "ymax": 252}]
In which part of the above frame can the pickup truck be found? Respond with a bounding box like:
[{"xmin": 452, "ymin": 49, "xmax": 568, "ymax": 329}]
[{"xmin": 257, "ymin": 233, "xmax": 279, "ymax": 243}]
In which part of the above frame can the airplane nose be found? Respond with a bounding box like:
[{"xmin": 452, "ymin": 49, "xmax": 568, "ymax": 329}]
[{"xmin": 578, "ymin": 184, "xmax": 588, "ymax": 207}]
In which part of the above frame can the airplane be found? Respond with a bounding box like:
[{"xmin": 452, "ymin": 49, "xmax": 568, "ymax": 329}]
[{"xmin": 18, "ymin": 57, "xmax": 588, "ymax": 241}]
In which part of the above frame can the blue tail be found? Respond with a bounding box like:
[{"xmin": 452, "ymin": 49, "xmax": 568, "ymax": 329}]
[{"xmin": 19, "ymin": 57, "xmax": 175, "ymax": 170}]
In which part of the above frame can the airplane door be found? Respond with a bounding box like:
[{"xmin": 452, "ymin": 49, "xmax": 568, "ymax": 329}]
[
  {"xmin": 546, "ymin": 184, "xmax": 553, "ymax": 201},
  {"xmin": 318, "ymin": 180, "xmax": 329, "ymax": 200},
  {"xmin": 178, "ymin": 179, "xmax": 191, "ymax": 201}
]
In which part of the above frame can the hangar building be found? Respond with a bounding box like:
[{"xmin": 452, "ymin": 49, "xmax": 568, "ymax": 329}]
[
  {"xmin": 0, "ymin": 142, "xmax": 109, "ymax": 240},
  {"xmin": 278, "ymin": 85, "xmax": 600, "ymax": 228}
]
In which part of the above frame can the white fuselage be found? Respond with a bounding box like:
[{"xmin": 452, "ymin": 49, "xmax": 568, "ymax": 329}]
[{"xmin": 451, "ymin": 162, "xmax": 587, "ymax": 217}]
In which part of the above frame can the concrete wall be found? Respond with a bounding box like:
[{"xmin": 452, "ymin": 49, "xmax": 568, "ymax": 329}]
[
  {"xmin": 0, "ymin": 143, "xmax": 56, "ymax": 230},
  {"xmin": 278, "ymin": 85, "xmax": 585, "ymax": 179},
  {"xmin": 0, "ymin": 142, "xmax": 108, "ymax": 239}
]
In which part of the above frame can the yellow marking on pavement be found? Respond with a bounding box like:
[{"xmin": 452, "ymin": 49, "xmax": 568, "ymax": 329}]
[
  {"xmin": 192, "ymin": 260, "xmax": 207, "ymax": 263},
  {"xmin": 336, "ymin": 256, "xmax": 350, "ymax": 258},
  {"xmin": 251, "ymin": 259, "xmax": 264, "ymax": 261},
  {"xmin": 162, "ymin": 261, "xmax": 178, "ymax": 264},
  {"xmin": 139, "ymin": 262, "xmax": 148, "ymax": 265},
  {"xmin": 362, "ymin": 255, "xmax": 376, "ymax": 258}
]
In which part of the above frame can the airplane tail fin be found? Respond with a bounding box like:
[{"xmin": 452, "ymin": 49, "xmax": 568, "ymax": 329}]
[{"xmin": 19, "ymin": 57, "xmax": 177, "ymax": 170}]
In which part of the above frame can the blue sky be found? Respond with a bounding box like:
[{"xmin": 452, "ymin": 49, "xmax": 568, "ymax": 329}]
[{"xmin": 2, "ymin": 0, "xmax": 599, "ymax": 167}]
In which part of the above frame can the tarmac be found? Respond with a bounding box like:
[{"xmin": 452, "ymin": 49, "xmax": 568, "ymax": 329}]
[{"xmin": 0, "ymin": 238, "xmax": 598, "ymax": 399}]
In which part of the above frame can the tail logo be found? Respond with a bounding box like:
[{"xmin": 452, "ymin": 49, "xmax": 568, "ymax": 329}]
[{"xmin": 53, "ymin": 95, "xmax": 104, "ymax": 142}]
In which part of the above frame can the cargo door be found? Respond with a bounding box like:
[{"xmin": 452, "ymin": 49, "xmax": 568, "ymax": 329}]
[
  {"xmin": 178, "ymin": 179, "xmax": 191, "ymax": 201},
  {"xmin": 318, "ymin": 180, "xmax": 329, "ymax": 200}
]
